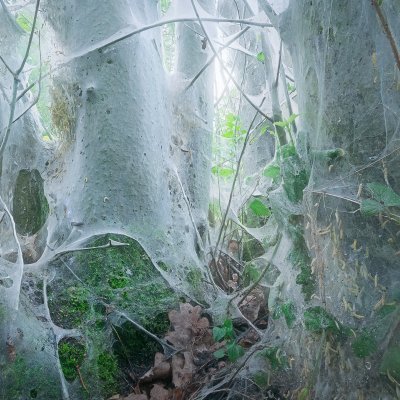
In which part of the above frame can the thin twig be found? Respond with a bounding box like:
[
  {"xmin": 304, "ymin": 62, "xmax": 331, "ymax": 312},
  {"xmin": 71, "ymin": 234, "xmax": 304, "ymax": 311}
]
[
  {"xmin": 372, "ymin": 0, "xmax": 400, "ymax": 71},
  {"xmin": 0, "ymin": 54, "xmax": 15, "ymax": 76},
  {"xmin": 16, "ymin": 0, "xmax": 40, "ymax": 75},
  {"xmin": 0, "ymin": 0, "xmax": 40, "ymax": 159},
  {"xmin": 190, "ymin": 0, "xmax": 272, "ymax": 121},
  {"xmin": 274, "ymin": 40, "xmax": 283, "ymax": 88},
  {"xmin": 186, "ymin": 26, "xmax": 250, "ymax": 90}
]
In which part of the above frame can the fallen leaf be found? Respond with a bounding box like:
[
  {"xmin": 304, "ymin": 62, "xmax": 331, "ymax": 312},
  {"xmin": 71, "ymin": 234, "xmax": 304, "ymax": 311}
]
[
  {"xmin": 123, "ymin": 394, "xmax": 148, "ymax": 400},
  {"xmin": 239, "ymin": 288, "xmax": 265, "ymax": 322},
  {"xmin": 171, "ymin": 352, "xmax": 194, "ymax": 388},
  {"xmin": 140, "ymin": 352, "xmax": 171, "ymax": 382},
  {"xmin": 150, "ymin": 384, "xmax": 170, "ymax": 400}
]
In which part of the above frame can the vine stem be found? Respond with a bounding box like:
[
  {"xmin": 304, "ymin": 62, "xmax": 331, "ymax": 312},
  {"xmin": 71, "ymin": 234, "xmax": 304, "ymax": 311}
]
[{"xmin": 371, "ymin": 0, "xmax": 400, "ymax": 71}]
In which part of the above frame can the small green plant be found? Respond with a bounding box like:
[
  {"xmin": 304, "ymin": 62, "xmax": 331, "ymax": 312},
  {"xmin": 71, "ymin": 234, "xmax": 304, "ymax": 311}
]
[
  {"xmin": 272, "ymin": 301, "xmax": 296, "ymax": 328},
  {"xmin": 287, "ymin": 82, "xmax": 296, "ymax": 94},
  {"xmin": 304, "ymin": 306, "xmax": 350, "ymax": 339},
  {"xmin": 360, "ymin": 182, "xmax": 400, "ymax": 223},
  {"xmin": 274, "ymin": 113, "xmax": 298, "ymax": 144},
  {"xmin": 213, "ymin": 319, "xmax": 244, "ymax": 362},
  {"xmin": 259, "ymin": 347, "xmax": 287, "ymax": 370}
]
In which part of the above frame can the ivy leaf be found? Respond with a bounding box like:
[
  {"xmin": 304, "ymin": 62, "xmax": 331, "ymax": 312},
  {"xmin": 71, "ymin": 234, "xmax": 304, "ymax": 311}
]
[
  {"xmin": 367, "ymin": 183, "xmax": 400, "ymax": 207},
  {"xmin": 256, "ymin": 52, "xmax": 265, "ymax": 62},
  {"xmin": 273, "ymin": 120, "xmax": 287, "ymax": 128},
  {"xmin": 263, "ymin": 164, "xmax": 281, "ymax": 183},
  {"xmin": 360, "ymin": 199, "xmax": 385, "ymax": 216},
  {"xmin": 287, "ymin": 113, "xmax": 299, "ymax": 124},
  {"xmin": 280, "ymin": 144, "xmax": 296, "ymax": 159},
  {"xmin": 16, "ymin": 14, "xmax": 32, "ymax": 32},
  {"xmin": 213, "ymin": 349, "xmax": 226, "ymax": 359},
  {"xmin": 212, "ymin": 326, "xmax": 226, "ymax": 342},
  {"xmin": 249, "ymin": 199, "xmax": 270, "ymax": 216},
  {"xmin": 223, "ymin": 319, "xmax": 234, "ymax": 339},
  {"xmin": 211, "ymin": 166, "xmax": 234, "ymax": 178},
  {"xmin": 226, "ymin": 343, "xmax": 244, "ymax": 362}
]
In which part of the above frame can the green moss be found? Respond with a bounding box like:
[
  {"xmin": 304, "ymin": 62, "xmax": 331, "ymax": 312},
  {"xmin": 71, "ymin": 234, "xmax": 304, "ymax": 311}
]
[
  {"xmin": 108, "ymin": 274, "xmax": 129, "ymax": 289},
  {"xmin": 13, "ymin": 169, "xmax": 49, "ymax": 235},
  {"xmin": 97, "ymin": 352, "xmax": 119, "ymax": 396},
  {"xmin": 1, "ymin": 355, "xmax": 61, "ymax": 399},
  {"xmin": 289, "ymin": 236, "xmax": 316, "ymax": 301},
  {"xmin": 351, "ymin": 331, "xmax": 377, "ymax": 358},
  {"xmin": 48, "ymin": 285, "xmax": 90, "ymax": 328},
  {"xmin": 380, "ymin": 346, "xmax": 400, "ymax": 381},
  {"xmin": 58, "ymin": 339, "xmax": 86, "ymax": 382},
  {"xmin": 304, "ymin": 306, "xmax": 349, "ymax": 339}
]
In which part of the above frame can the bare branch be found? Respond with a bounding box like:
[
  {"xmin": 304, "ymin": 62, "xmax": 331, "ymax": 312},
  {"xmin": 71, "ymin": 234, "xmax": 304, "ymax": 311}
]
[
  {"xmin": 371, "ymin": 0, "xmax": 400, "ymax": 71},
  {"xmin": 0, "ymin": 54, "xmax": 14, "ymax": 76},
  {"xmin": 190, "ymin": 0, "xmax": 272, "ymax": 121},
  {"xmin": 186, "ymin": 26, "xmax": 250, "ymax": 90},
  {"xmin": 16, "ymin": 0, "xmax": 40, "ymax": 75},
  {"xmin": 258, "ymin": 0, "xmax": 278, "ymax": 29}
]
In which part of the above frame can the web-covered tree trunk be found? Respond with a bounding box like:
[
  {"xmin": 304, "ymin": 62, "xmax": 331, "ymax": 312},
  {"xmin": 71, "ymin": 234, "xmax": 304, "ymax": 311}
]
[
  {"xmin": 0, "ymin": 1, "xmax": 211, "ymax": 399},
  {"xmin": 251, "ymin": 1, "xmax": 400, "ymax": 398}
]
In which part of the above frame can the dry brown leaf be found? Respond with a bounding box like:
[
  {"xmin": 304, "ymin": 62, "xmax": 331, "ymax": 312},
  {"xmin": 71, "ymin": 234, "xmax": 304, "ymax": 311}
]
[
  {"xmin": 123, "ymin": 394, "xmax": 148, "ymax": 400},
  {"xmin": 171, "ymin": 388, "xmax": 184, "ymax": 400},
  {"xmin": 239, "ymin": 288, "xmax": 265, "ymax": 322},
  {"xmin": 171, "ymin": 352, "xmax": 195, "ymax": 388},
  {"xmin": 150, "ymin": 384, "xmax": 170, "ymax": 400},
  {"xmin": 166, "ymin": 303, "xmax": 211, "ymax": 349},
  {"xmin": 107, "ymin": 395, "xmax": 121, "ymax": 400},
  {"xmin": 140, "ymin": 352, "xmax": 171, "ymax": 383}
]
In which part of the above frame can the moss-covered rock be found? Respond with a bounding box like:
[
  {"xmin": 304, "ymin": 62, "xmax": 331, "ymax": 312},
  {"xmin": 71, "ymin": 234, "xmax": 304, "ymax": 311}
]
[{"xmin": 13, "ymin": 169, "xmax": 49, "ymax": 235}]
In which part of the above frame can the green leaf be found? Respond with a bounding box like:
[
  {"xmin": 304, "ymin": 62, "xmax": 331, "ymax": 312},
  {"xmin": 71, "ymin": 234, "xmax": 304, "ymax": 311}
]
[
  {"xmin": 226, "ymin": 343, "xmax": 244, "ymax": 362},
  {"xmin": 213, "ymin": 349, "xmax": 226, "ymax": 359},
  {"xmin": 223, "ymin": 319, "xmax": 234, "ymax": 339},
  {"xmin": 281, "ymin": 302, "xmax": 296, "ymax": 328},
  {"xmin": 352, "ymin": 332, "xmax": 377, "ymax": 358},
  {"xmin": 304, "ymin": 306, "xmax": 349, "ymax": 339},
  {"xmin": 16, "ymin": 14, "xmax": 32, "ymax": 33},
  {"xmin": 212, "ymin": 326, "xmax": 227, "ymax": 342},
  {"xmin": 376, "ymin": 0, "xmax": 383, "ymax": 5},
  {"xmin": 287, "ymin": 113, "xmax": 299, "ymax": 124},
  {"xmin": 273, "ymin": 120, "xmax": 288, "ymax": 128},
  {"xmin": 243, "ymin": 264, "xmax": 260, "ymax": 286},
  {"xmin": 249, "ymin": 199, "xmax": 270, "ymax": 217},
  {"xmin": 263, "ymin": 164, "xmax": 281, "ymax": 183},
  {"xmin": 260, "ymin": 347, "xmax": 286, "ymax": 370},
  {"xmin": 360, "ymin": 199, "xmax": 385, "ymax": 216},
  {"xmin": 256, "ymin": 52, "xmax": 265, "ymax": 62},
  {"xmin": 280, "ymin": 144, "xmax": 296, "ymax": 159},
  {"xmin": 211, "ymin": 166, "xmax": 235, "ymax": 178},
  {"xmin": 367, "ymin": 183, "xmax": 400, "ymax": 207}
]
